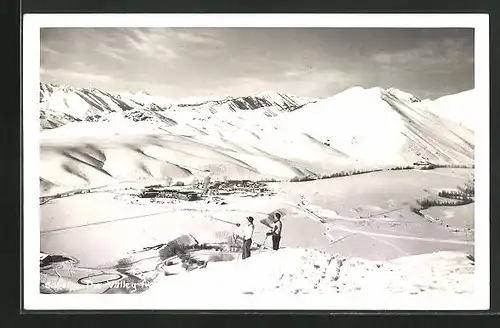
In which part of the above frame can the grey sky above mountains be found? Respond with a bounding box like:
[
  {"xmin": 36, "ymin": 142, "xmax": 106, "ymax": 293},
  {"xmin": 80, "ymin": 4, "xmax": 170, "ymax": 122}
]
[{"xmin": 40, "ymin": 27, "xmax": 474, "ymax": 101}]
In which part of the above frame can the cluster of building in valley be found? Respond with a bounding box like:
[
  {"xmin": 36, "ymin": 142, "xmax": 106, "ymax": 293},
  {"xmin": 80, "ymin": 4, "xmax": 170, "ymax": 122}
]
[{"xmin": 138, "ymin": 179, "xmax": 276, "ymax": 201}]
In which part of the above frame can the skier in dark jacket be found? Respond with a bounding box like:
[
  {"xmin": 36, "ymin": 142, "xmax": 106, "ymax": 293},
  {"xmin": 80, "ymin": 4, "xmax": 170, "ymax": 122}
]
[{"xmin": 267, "ymin": 212, "xmax": 283, "ymax": 250}]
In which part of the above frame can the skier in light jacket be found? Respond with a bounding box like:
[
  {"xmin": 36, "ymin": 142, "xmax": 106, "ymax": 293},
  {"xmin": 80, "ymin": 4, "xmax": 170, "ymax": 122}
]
[{"xmin": 241, "ymin": 216, "xmax": 255, "ymax": 259}]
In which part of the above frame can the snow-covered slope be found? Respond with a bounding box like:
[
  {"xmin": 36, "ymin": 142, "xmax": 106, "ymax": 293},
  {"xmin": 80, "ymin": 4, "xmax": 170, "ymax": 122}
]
[
  {"xmin": 39, "ymin": 83, "xmax": 136, "ymax": 129},
  {"xmin": 142, "ymin": 248, "xmax": 474, "ymax": 304},
  {"xmin": 37, "ymin": 83, "xmax": 475, "ymax": 192},
  {"xmin": 381, "ymin": 88, "xmax": 474, "ymax": 164},
  {"xmin": 117, "ymin": 90, "xmax": 173, "ymax": 109},
  {"xmin": 426, "ymin": 89, "xmax": 477, "ymax": 131},
  {"xmin": 275, "ymin": 86, "xmax": 474, "ymax": 166}
]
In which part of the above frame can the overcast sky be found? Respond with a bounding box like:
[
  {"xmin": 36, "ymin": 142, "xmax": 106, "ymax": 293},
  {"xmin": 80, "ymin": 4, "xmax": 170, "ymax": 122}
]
[{"xmin": 40, "ymin": 28, "xmax": 474, "ymax": 101}]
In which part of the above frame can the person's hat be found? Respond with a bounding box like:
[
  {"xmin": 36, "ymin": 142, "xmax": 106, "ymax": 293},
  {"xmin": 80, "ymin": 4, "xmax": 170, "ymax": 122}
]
[{"xmin": 246, "ymin": 216, "xmax": 254, "ymax": 222}]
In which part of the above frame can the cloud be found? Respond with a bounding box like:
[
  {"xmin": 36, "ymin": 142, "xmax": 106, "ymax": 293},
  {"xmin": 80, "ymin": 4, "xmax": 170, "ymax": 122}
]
[
  {"xmin": 112, "ymin": 28, "xmax": 225, "ymax": 62},
  {"xmin": 371, "ymin": 47, "xmax": 435, "ymax": 65},
  {"xmin": 228, "ymin": 67, "xmax": 358, "ymax": 98},
  {"xmin": 98, "ymin": 46, "xmax": 128, "ymax": 62},
  {"xmin": 283, "ymin": 66, "xmax": 354, "ymax": 82},
  {"xmin": 371, "ymin": 53, "xmax": 393, "ymax": 64},
  {"xmin": 125, "ymin": 29, "xmax": 179, "ymax": 61},
  {"xmin": 92, "ymin": 35, "xmax": 130, "ymax": 62},
  {"xmin": 41, "ymin": 67, "xmax": 112, "ymax": 83},
  {"xmin": 40, "ymin": 44, "xmax": 59, "ymax": 56},
  {"xmin": 283, "ymin": 66, "xmax": 327, "ymax": 76},
  {"xmin": 370, "ymin": 37, "xmax": 472, "ymax": 67},
  {"xmin": 171, "ymin": 30, "xmax": 225, "ymax": 46},
  {"xmin": 284, "ymin": 71, "xmax": 299, "ymax": 77}
]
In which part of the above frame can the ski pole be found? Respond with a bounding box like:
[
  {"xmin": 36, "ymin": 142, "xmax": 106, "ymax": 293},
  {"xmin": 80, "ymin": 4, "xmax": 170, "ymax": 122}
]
[
  {"xmin": 258, "ymin": 235, "xmax": 269, "ymax": 254},
  {"xmin": 209, "ymin": 215, "xmax": 240, "ymax": 226}
]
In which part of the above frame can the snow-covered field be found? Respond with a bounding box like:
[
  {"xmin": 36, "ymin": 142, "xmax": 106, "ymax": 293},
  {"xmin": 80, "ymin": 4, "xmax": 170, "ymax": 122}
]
[
  {"xmin": 41, "ymin": 169, "xmax": 473, "ymax": 264},
  {"xmin": 39, "ymin": 168, "xmax": 475, "ymax": 300},
  {"xmin": 37, "ymin": 83, "xmax": 477, "ymax": 307}
]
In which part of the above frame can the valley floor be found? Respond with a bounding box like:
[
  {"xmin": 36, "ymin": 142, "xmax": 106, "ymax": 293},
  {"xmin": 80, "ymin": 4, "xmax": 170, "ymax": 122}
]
[{"xmin": 39, "ymin": 168, "xmax": 475, "ymax": 304}]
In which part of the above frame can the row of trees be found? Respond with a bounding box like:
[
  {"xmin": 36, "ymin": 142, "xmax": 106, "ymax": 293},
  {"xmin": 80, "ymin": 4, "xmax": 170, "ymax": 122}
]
[{"xmin": 411, "ymin": 173, "xmax": 475, "ymax": 215}]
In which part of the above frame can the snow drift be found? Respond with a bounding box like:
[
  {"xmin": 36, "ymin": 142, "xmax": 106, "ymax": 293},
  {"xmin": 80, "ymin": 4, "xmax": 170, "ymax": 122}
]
[{"xmin": 142, "ymin": 248, "xmax": 474, "ymax": 301}]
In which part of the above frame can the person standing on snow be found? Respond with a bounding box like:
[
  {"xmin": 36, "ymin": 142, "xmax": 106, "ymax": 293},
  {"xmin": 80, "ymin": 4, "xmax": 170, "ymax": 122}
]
[
  {"xmin": 267, "ymin": 212, "xmax": 283, "ymax": 250},
  {"xmin": 241, "ymin": 216, "xmax": 255, "ymax": 259}
]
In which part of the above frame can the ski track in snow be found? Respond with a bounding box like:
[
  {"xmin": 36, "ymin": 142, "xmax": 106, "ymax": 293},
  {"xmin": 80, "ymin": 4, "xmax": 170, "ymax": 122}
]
[{"xmin": 287, "ymin": 202, "xmax": 474, "ymax": 246}]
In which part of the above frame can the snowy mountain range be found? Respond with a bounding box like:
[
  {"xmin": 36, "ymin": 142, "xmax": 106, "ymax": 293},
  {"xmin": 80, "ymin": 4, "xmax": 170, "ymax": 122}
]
[
  {"xmin": 38, "ymin": 82, "xmax": 476, "ymax": 192},
  {"xmin": 39, "ymin": 82, "xmax": 317, "ymax": 129}
]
